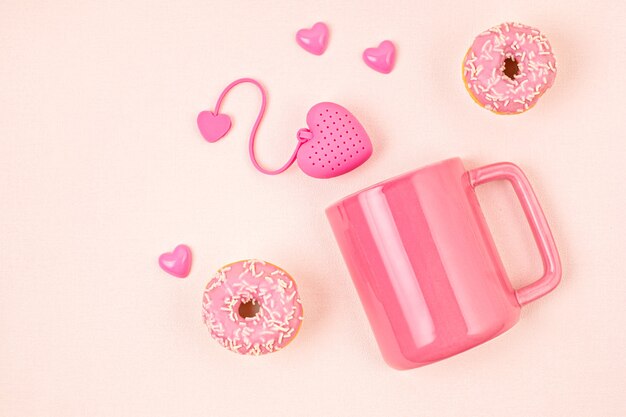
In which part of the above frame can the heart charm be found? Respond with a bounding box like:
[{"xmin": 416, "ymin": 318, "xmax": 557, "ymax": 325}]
[
  {"xmin": 296, "ymin": 103, "xmax": 372, "ymax": 178},
  {"xmin": 197, "ymin": 111, "xmax": 231, "ymax": 143},
  {"xmin": 363, "ymin": 40, "xmax": 396, "ymax": 74},
  {"xmin": 159, "ymin": 244, "xmax": 192, "ymax": 278},
  {"xmin": 296, "ymin": 22, "xmax": 329, "ymax": 55}
]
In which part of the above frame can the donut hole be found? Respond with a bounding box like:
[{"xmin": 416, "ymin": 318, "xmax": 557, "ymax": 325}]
[
  {"xmin": 502, "ymin": 57, "xmax": 520, "ymax": 80},
  {"xmin": 238, "ymin": 299, "xmax": 260, "ymax": 319}
]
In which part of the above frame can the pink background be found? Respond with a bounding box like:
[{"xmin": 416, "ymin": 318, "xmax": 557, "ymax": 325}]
[{"xmin": 1, "ymin": 0, "xmax": 625, "ymax": 416}]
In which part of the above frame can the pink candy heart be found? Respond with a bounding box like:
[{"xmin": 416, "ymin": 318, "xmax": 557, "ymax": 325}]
[
  {"xmin": 363, "ymin": 40, "xmax": 396, "ymax": 74},
  {"xmin": 296, "ymin": 22, "xmax": 329, "ymax": 55},
  {"xmin": 159, "ymin": 244, "xmax": 192, "ymax": 278},
  {"xmin": 197, "ymin": 111, "xmax": 231, "ymax": 143}
]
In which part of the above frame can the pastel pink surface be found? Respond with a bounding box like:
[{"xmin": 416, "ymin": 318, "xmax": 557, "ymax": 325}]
[
  {"xmin": 202, "ymin": 260, "xmax": 303, "ymax": 355},
  {"xmin": 362, "ymin": 40, "xmax": 396, "ymax": 74},
  {"xmin": 296, "ymin": 22, "xmax": 329, "ymax": 55},
  {"xmin": 158, "ymin": 244, "xmax": 192, "ymax": 278},
  {"xmin": 463, "ymin": 22, "xmax": 557, "ymax": 114},
  {"xmin": 197, "ymin": 111, "xmax": 231, "ymax": 142},
  {"xmin": 2, "ymin": 1, "xmax": 625, "ymax": 416},
  {"xmin": 326, "ymin": 158, "xmax": 561, "ymax": 369},
  {"xmin": 296, "ymin": 102, "xmax": 372, "ymax": 178}
]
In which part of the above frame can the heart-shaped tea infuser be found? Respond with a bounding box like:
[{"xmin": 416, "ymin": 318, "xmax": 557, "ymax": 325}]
[{"xmin": 197, "ymin": 78, "xmax": 373, "ymax": 178}]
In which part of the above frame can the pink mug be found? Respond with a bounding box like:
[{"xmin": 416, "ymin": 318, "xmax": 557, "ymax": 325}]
[{"xmin": 326, "ymin": 158, "xmax": 561, "ymax": 369}]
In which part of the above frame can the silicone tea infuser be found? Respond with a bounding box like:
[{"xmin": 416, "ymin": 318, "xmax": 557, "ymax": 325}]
[{"xmin": 197, "ymin": 78, "xmax": 373, "ymax": 178}]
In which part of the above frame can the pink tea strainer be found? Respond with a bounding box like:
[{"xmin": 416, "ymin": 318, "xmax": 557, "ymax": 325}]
[{"xmin": 197, "ymin": 78, "xmax": 373, "ymax": 179}]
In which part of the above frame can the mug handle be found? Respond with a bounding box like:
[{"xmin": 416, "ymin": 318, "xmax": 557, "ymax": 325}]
[{"xmin": 468, "ymin": 162, "xmax": 562, "ymax": 306}]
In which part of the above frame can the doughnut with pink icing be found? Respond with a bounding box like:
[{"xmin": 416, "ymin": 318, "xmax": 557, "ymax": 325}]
[
  {"xmin": 202, "ymin": 259, "xmax": 303, "ymax": 355},
  {"xmin": 463, "ymin": 22, "xmax": 557, "ymax": 114}
]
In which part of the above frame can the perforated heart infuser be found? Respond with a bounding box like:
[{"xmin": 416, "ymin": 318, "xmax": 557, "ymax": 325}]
[{"xmin": 197, "ymin": 78, "xmax": 373, "ymax": 179}]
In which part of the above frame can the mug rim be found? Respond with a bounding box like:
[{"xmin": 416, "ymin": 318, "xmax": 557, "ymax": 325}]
[{"xmin": 325, "ymin": 157, "xmax": 463, "ymax": 211}]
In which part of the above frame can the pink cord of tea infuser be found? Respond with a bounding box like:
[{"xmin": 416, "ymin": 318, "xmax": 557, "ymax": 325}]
[
  {"xmin": 197, "ymin": 78, "xmax": 303, "ymax": 175},
  {"xmin": 197, "ymin": 77, "xmax": 373, "ymax": 179}
]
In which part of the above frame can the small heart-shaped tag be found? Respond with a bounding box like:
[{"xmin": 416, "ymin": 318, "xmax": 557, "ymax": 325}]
[
  {"xmin": 363, "ymin": 40, "xmax": 396, "ymax": 74},
  {"xmin": 296, "ymin": 22, "xmax": 329, "ymax": 55},
  {"xmin": 197, "ymin": 111, "xmax": 231, "ymax": 143},
  {"xmin": 159, "ymin": 244, "xmax": 192, "ymax": 278}
]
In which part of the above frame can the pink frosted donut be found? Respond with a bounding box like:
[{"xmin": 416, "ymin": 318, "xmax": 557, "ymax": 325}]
[
  {"xmin": 463, "ymin": 22, "xmax": 557, "ymax": 114},
  {"xmin": 202, "ymin": 259, "xmax": 303, "ymax": 355}
]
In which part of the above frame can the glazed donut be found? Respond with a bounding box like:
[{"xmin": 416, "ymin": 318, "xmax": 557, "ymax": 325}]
[
  {"xmin": 463, "ymin": 22, "xmax": 557, "ymax": 114},
  {"xmin": 202, "ymin": 259, "xmax": 303, "ymax": 355}
]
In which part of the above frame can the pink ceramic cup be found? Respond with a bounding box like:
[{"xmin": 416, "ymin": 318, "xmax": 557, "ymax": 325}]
[{"xmin": 326, "ymin": 158, "xmax": 561, "ymax": 369}]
